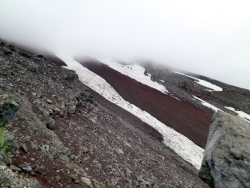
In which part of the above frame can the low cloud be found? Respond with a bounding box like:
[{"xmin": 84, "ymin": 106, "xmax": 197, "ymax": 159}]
[{"xmin": 0, "ymin": 0, "xmax": 250, "ymax": 89}]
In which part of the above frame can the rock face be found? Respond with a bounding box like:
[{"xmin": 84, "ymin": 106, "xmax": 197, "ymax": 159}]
[{"xmin": 199, "ymin": 111, "xmax": 250, "ymax": 188}]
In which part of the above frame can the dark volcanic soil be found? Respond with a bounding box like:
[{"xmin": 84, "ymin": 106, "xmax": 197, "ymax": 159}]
[{"xmin": 78, "ymin": 61, "xmax": 213, "ymax": 148}]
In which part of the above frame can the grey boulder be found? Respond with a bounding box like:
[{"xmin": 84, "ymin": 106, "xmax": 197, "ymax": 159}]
[{"xmin": 199, "ymin": 111, "xmax": 250, "ymax": 188}]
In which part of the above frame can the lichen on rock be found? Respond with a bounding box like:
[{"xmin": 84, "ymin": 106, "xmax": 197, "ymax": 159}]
[
  {"xmin": 0, "ymin": 93, "xmax": 19, "ymax": 161},
  {"xmin": 0, "ymin": 99, "xmax": 19, "ymax": 123}
]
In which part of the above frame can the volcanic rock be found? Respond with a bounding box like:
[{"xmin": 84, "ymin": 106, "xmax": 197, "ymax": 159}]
[{"xmin": 199, "ymin": 111, "xmax": 250, "ymax": 188}]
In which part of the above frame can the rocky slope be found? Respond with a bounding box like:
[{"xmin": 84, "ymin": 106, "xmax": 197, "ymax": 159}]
[
  {"xmin": 0, "ymin": 40, "xmax": 211, "ymax": 187},
  {"xmin": 141, "ymin": 62, "xmax": 250, "ymax": 116}
]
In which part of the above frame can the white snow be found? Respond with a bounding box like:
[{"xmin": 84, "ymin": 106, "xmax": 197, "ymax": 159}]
[
  {"xmin": 169, "ymin": 94, "xmax": 181, "ymax": 101},
  {"xmin": 225, "ymin": 107, "xmax": 250, "ymax": 123},
  {"xmin": 60, "ymin": 56, "xmax": 204, "ymax": 169},
  {"xmin": 99, "ymin": 59, "xmax": 169, "ymax": 94},
  {"xmin": 173, "ymin": 71, "xmax": 223, "ymax": 91},
  {"xmin": 147, "ymin": 73, "xmax": 152, "ymax": 77},
  {"xmin": 160, "ymin": 80, "xmax": 165, "ymax": 83},
  {"xmin": 193, "ymin": 96, "xmax": 222, "ymax": 112}
]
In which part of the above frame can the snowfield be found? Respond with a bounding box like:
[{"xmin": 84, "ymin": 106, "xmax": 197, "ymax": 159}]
[
  {"xmin": 99, "ymin": 59, "xmax": 169, "ymax": 94},
  {"xmin": 60, "ymin": 56, "xmax": 204, "ymax": 169},
  {"xmin": 225, "ymin": 107, "xmax": 250, "ymax": 123},
  {"xmin": 173, "ymin": 71, "xmax": 223, "ymax": 91}
]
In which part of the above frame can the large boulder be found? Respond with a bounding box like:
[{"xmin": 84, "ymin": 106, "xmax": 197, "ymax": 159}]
[{"xmin": 199, "ymin": 111, "xmax": 250, "ymax": 188}]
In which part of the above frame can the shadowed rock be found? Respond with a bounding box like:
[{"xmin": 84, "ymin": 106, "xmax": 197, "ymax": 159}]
[
  {"xmin": 0, "ymin": 100, "xmax": 19, "ymax": 123},
  {"xmin": 199, "ymin": 111, "xmax": 250, "ymax": 188}
]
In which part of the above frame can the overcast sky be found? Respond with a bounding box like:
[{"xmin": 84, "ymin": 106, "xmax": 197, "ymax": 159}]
[{"xmin": 0, "ymin": 0, "xmax": 250, "ymax": 89}]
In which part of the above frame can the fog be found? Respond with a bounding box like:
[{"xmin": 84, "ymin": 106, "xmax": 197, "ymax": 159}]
[{"xmin": 0, "ymin": 0, "xmax": 250, "ymax": 89}]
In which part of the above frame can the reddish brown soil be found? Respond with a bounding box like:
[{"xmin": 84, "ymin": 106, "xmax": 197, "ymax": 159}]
[
  {"xmin": 90, "ymin": 88, "xmax": 163, "ymax": 142},
  {"xmin": 80, "ymin": 61, "xmax": 213, "ymax": 148}
]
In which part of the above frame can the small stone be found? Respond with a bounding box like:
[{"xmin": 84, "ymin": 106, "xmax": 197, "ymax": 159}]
[
  {"xmin": 79, "ymin": 146, "xmax": 89, "ymax": 153},
  {"xmin": 74, "ymin": 180, "xmax": 80, "ymax": 184},
  {"xmin": 92, "ymin": 179, "xmax": 101, "ymax": 188},
  {"xmin": 117, "ymin": 148, "xmax": 124, "ymax": 154},
  {"xmin": 83, "ymin": 156, "xmax": 90, "ymax": 161},
  {"xmin": 70, "ymin": 154, "xmax": 75, "ymax": 160},
  {"xmin": 137, "ymin": 175, "xmax": 142, "ymax": 181},
  {"xmin": 20, "ymin": 143, "xmax": 28, "ymax": 153},
  {"xmin": 70, "ymin": 174, "xmax": 77, "ymax": 181},
  {"xmin": 114, "ymin": 172, "xmax": 121, "ymax": 177},
  {"xmin": 35, "ymin": 166, "xmax": 45, "ymax": 174},
  {"xmin": 46, "ymin": 99, "xmax": 52, "ymax": 104},
  {"xmin": 31, "ymin": 142, "xmax": 38, "ymax": 151},
  {"xmin": 55, "ymin": 176, "xmax": 61, "ymax": 181},
  {"xmin": 48, "ymin": 154, "xmax": 54, "ymax": 160},
  {"xmin": 46, "ymin": 118, "xmax": 56, "ymax": 130},
  {"xmin": 53, "ymin": 107, "xmax": 60, "ymax": 115},
  {"xmin": 81, "ymin": 177, "xmax": 92, "ymax": 186},
  {"xmin": 59, "ymin": 155, "xmax": 70, "ymax": 164},
  {"xmin": 68, "ymin": 105, "xmax": 76, "ymax": 113},
  {"xmin": 19, "ymin": 163, "xmax": 32, "ymax": 173},
  {"xmin": 59, "ymin": 109, "xmax": 65, "ymax": 118},
  {"xmin": 10, "ymin": 165, "xmax": 22, "ymax": 172},
  {"xmin": 145, "ymin": 179, "xmax": 155, "ymax": 186},
  {"xmin": 75, "ymin": 156, "xmax": 82, "ymax": 163},
  {"xmin": 30, "ymin": 171, "xmax": 36, "ymax": 176},
  {"xmin": 41, "ymin": 145, "xmax": 50, "ymax": 152},
  {"xmin": 126, "ymin": 168, "xmax": 132, "ymax": 177},
  {"xmin": 110, "ymin": 178, "xmax": 117, "ymax": 186}
]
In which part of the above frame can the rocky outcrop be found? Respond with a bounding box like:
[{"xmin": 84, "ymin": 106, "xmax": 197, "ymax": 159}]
[
  {"xmin": 0, "ymin": 90, "xmax": 42, "ymax": 187},
  {"xmin": 0, "ymin": 165, "xmax": 42, "ymax": 188},
  {"xmin": 199, "ymin": 111, "xmax": 250, "ymax": 188},
  {"xmin": 0, "ymin": 91, "xmax": 19, "ymax": 165}
]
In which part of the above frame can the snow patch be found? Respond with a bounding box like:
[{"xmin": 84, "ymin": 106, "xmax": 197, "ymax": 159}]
[
  {"xmin": 173, "ymin": 71, "xmax": 223, "ymax": 91},
  {"xmin": 169, "ymin": 94, "xmax": 181, "ymax": 101},
  {"xmin": 160, "ymin": 80, "xmax": 165, "ymax": 83},
  {"xmin": 193, "ymin": 96, "xmax": 222, "ymax": 112},
  {"xmin": 60, "ymin": 56, "xmax": 204, "ymax": 169},
  {"xmin": 99, "ymin": 59, "xmax": 169, "ymax": 94},
  {"xmin": 225, "ymin": 107, "xmax": 250, "ymax": 123},
  {"xmin": 147, "ymin": 73, "xmax": 152, "ymax": 77}
]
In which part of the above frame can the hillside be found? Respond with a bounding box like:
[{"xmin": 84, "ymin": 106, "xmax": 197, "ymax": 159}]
[
  {"xmin": 1, "ymin": 39, "xmax": 250, "ymax": 187},
  {"xmin": 0, "ymin": 41, "xmax": 211, "ymax": 187},
  {"xmin": 76, "ymin": 59, "xmax": 212, "ymax": 148}
]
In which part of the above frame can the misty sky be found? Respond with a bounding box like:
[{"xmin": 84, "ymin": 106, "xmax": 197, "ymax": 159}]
[{"xmin": 0, "ymin": 0, "xmax": 250, "ymax": 89}]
